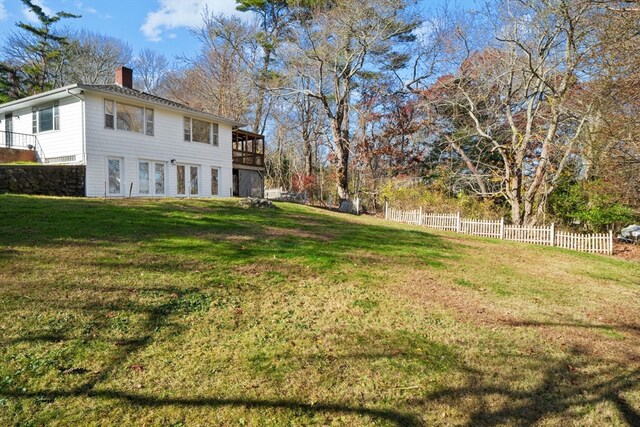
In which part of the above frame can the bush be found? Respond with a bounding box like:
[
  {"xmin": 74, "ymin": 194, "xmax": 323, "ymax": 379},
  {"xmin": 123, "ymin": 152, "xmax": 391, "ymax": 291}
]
[
  {"xmin": 549, "ymin": 179, "xmax": 637, "ymax": 232},
  {"xmin": 379, "ymin": 178, "xmax": 507, "ymax": 219}
]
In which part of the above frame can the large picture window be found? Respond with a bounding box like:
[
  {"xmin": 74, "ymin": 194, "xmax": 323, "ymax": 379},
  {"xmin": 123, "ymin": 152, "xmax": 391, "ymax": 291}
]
[
  {"xmin": 117, "ymin": 103, "xmax": 143, "ymax": 132},
  {"xmin": 32, "ymin": 101, "xmax": 59, "ymax": 133},
  {"xmin": 105, "ymin": 99, "xmax": 153, "ymax": 135},
  {"xmin": 184, "ymin": 117, "xmax": 218, "ymax": 146}
]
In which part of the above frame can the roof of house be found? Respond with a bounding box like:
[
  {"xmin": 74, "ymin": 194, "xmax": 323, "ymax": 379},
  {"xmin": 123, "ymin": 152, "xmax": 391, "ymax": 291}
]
[{"xmin": 0, "ymin": 83, "xmax": 247, "ymax": 128}]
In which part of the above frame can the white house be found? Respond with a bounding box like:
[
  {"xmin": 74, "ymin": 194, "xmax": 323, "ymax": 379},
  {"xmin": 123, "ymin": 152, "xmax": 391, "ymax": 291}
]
[{"xmin": 0, "ymin": 67, "xmax": 265, "ymax": 198}]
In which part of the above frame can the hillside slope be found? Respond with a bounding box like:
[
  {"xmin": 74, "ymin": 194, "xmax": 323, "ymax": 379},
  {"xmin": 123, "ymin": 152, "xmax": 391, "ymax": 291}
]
[{"xmin": 0, "ymin": 195, "xmax": 638, "ymax": 426}]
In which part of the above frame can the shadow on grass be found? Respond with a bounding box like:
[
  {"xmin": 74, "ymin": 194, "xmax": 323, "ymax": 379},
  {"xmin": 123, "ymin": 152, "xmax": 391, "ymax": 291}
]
[
  {"xmin": 505, "ymin": 320, "xmax": 640, "ymax": 338},
  {"xmin": 0, "ymin": 278, "xmax": 423, "ymax": 425},
  {"xmin": 2, "ymin": 196, "xmax": 637, "ymax": 425},
  {"xmin": 412, "ymin": 353, "xmax": 640, "ymax": 427},
  {"xmin": 0, "ymin": 388, "xmax": 421, "ymax": 426}
]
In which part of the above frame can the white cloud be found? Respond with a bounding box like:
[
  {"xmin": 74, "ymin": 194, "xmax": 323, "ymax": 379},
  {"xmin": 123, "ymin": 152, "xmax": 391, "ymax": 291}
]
[
  {"xmin": 0, "ymin": 0, "xmax": 7, "ymax": 21},
  {"xmin": 75, "ymin": 1, "xmax": 97, "ymax": 14},
  {"xmin": 141, "ymin": 0, "xmax": 241, "ymax": 42},
  {"xmin": 22, "ymin": 0, "xmax": 53, "ymax": 23}
]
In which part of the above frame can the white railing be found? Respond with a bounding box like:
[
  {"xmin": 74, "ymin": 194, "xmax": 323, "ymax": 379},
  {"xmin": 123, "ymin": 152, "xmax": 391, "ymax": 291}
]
[
  {"xmin": 384, "ymin": 204, "xmax": 613, "ymax": 255},
  {"xmin": 0, "ymin": 131, "xmax": 46, "ymax": 163}
]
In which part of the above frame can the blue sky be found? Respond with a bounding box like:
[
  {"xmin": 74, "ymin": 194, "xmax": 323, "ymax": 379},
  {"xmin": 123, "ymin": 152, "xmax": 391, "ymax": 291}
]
[
  {"xmin": 0, "ymin": 0, "xmax": 477, "ymax": 62},
  {"xmin": 0, "ymin": 0, "xmax": 243, "ymax": 59}
]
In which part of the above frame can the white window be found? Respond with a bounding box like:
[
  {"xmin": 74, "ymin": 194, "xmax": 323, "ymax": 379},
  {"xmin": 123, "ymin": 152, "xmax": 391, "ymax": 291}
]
[
  {"xmin": 138, "ymin": 160, "xmax": 166, "ymax": 195},
  {"xmin": 177, "ymin": 164, "xmax": 199, "ymax": 196},
  {"xmin": 154, "ymin": 163, "xmax": 165, "ymax": 194},
  {"xmin": 211, "ymin": 168, "xmax": 219, "ymax": 196},
  {"xmin": 139, "ymin": 162, "xmax": 150, "ymax": 194},
  {"xmin": 212, "ymin": 123, "xmax": 218, "ymax": 146},
  {"xmin": 184, "ymin": 117, "xmax": 217, "ymax": 145},
  {"xmin": 145, "ymin": 108, "xmax": 154, "ymax": 136},
  {"xmin": 32, "ymin": 101, "xmax": 59, "ymax": 133},
  {"xmin": 104, "ymin": 99, "xmax": 153, "ymax": 135},
  {"xmin": 107, "ymin": 157, "xmax": 123, "ymax": 195},
  {"xmin": 104, "ymin": 99, "xmax": 114, "ymax": 129}
]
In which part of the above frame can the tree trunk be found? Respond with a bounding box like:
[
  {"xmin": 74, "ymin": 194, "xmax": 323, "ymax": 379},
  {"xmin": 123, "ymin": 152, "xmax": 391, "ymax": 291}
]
[
  {"xmin": 447, "ymin": 136, "xmax": 489, "ymax": 196},
  {"xmin": 252, "ymin": 47, "xmax": 271, "ymax": 134}
]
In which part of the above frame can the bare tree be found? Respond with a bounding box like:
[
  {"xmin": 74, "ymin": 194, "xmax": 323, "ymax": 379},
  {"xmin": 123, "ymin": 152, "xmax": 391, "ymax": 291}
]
[
  {"xmin": 427, "ymin": 1, "xmax": 598, "ymax": 225},
  {"xmin": 279, "ymin": 0, "xmax": 418, "ymax": 201},
  {"xmin": 164, "ymin": 13, "xmax": 260, "ymax": 122},
  {"xmin": 61, "ymin": 30, "xmax": 132, "ymax": 85},
  {"xmin": 133, "ymin": 48, "xmax": 169, "ymax": 95}
]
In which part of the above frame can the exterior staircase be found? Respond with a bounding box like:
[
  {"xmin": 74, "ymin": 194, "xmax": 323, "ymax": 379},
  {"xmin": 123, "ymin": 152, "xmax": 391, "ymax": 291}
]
[{"xmin": 0, "ymin": 131, "xmax": 46, "ymax": 163}]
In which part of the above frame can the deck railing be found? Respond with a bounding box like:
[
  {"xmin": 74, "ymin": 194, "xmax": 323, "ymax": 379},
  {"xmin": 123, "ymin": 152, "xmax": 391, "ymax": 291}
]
[
  {"xmin": 0, "ymin": 131, "xmax": 46, "ymax": 163},
  {"xmin": 233, "ymin": 150, "xmax": 265, "ymax": 167}
]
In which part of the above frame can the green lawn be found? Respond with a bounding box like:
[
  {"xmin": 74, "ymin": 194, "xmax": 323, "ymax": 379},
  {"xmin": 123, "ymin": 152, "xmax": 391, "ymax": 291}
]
[{"xmin": 0, "ymin": 195, "xmax": 638, "ymax": 426}]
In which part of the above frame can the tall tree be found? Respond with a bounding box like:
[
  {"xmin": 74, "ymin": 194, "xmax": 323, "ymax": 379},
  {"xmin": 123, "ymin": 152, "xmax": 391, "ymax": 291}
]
[
  {"xmin": 60, "ymin": 30, "xmax": 132, "ymax": 85},
  {"xmin": 425, "ymin": 1, "xmax": 597, "ymax": 225},
  {"xmin": 164, "ymin": 13, "xmax": 259, "ymax": 122},
  {"xmin": 133, "ymin": 48, "xmax": 169, "ymax": 95},
  {"xmin": 0, "ymin": 0, "xmax": 79, "ymax": 97},
  {"xmin": 236, "ymin": 0, "xmax": 290, "ymax": 134},
  {"xmin": 283, "ymin": 0, "xmax": 418, "ymax": 201}
]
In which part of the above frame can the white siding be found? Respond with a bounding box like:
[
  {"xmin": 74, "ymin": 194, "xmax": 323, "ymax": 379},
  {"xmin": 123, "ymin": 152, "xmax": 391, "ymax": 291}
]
[
  {"xmin": 83, "ymin": 93, "xmax": 233, "ymax": 198},
  {"xmin": 0, "ymin": 96, "xmax": 83, "ymax": 163}
]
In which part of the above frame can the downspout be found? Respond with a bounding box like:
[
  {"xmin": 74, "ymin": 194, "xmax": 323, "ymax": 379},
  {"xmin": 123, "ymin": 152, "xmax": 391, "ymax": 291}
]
[{"xmin": 67, "ymin": 88, "xmax": 87, "ymax": 195}]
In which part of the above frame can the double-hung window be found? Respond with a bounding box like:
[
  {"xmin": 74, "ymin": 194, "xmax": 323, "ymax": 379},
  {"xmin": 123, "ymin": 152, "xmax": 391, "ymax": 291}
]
[
  {"xmin": 105, "ymin": 99, "xmax": 153, "ymax": 135},
  {"xmin": 32, "ymin": 101, "xmax": 59, "ymax": 133},
  {"xmin": 184, "ymin": 117, "xmax": 218, "ymax": 146}
]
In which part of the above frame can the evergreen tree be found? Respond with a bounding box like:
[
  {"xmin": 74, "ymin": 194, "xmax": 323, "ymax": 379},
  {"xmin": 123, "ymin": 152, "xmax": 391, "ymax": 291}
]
[{"xmin": 0, "ymin": 0, "xmax": 79, "ymax": 100}]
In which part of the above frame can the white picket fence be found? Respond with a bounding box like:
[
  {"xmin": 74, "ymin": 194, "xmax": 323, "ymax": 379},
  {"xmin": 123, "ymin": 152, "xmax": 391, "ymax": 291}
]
[{"xmin": 385, "ymin": 205, "xmax": 613, "ymax": 255}]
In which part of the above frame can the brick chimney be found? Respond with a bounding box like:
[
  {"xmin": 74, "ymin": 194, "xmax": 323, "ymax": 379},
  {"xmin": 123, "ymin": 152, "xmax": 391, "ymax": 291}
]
[{"xmin": 115, "ymin": 66, "xmax": 133, "ymax": 88}]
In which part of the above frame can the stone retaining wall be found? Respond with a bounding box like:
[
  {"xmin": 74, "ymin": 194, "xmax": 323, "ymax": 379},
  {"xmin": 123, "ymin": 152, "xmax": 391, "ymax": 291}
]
[{"xmin": 0, "ymin": 165, "xmax": 85, "ymax": 197}]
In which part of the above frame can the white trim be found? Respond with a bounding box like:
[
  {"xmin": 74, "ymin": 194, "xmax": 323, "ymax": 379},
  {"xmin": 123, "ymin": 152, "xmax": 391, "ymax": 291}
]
[
  {"xmin": 176, "ymin": 163, "xmax": 200, "ymax": 197},
  {"xmin": 138, "ymin": 159, "xmax": 167, "ymax": 196},
  {"xmin": 106, "ymin": 157, "xmax": 124, "ymax": 197}
]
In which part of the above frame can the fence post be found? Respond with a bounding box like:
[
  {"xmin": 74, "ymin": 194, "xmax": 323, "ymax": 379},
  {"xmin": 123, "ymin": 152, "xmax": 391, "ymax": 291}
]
[
  {"xmin": 499, "ymin": 217, "xmax": 505, "ymax": 239},
  {"xmin": 456, "ymin": 211, "xmax": 461, "ymax": 233},
  {"xmin": 550, "ymin": 223, "xmax": 555, "ymax": 247},
  {"xmin": 385, "ymin": 200, "xmax": 389, "ymax": 220},
  {"xmin": 419, "ymin": 207, "xmax": 423, "ymax": 226},
  {"xmin": 608, "ymin": 229, "xmax": 613, "ymax": 255}
]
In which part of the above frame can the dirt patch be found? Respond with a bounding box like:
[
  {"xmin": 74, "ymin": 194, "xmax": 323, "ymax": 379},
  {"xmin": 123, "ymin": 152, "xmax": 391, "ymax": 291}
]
[
  {"xmin": 396, "ymin": 271, "xmax": 640, "ymax": 364},
  {"xmin": 396, "ymin": 272, "xmax": 516, "ymax": 327},
  {"xmin": 614, "ymin": 242, "xmax": 640, "ymax": 261},
  {"xmin": 262, "ymin": 226, "xmax": 334, "ymax": 241}
]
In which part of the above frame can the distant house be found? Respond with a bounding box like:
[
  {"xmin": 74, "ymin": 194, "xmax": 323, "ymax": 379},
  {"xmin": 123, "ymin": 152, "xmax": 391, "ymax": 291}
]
[{"xmin": 0, "ymin": 67, "xmax": 265, "ymax": 198}]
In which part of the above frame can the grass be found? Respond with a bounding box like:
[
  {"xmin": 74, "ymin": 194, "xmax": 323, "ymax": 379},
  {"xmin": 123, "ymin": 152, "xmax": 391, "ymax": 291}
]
[{"xmin": 0, "ymin": 194, "xmax": 638, "ymax": 426}]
